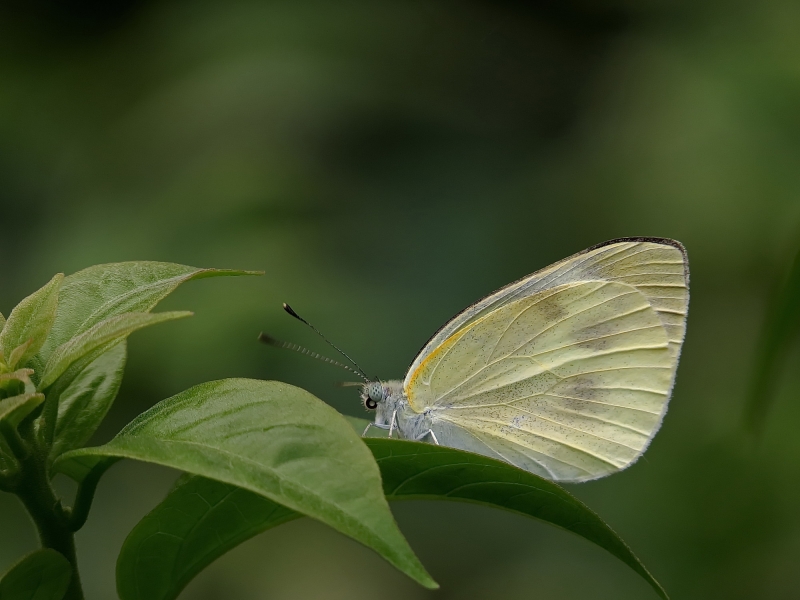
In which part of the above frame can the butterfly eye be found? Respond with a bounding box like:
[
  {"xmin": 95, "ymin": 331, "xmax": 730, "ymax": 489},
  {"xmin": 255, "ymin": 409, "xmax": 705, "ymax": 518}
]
[
  {"xmin": 365, "ymin": 398, "xmax": 378, "ymax": 410},
  {"xmin": 366, "ymin": 382, "xmax": 384, "ymax": 401}
]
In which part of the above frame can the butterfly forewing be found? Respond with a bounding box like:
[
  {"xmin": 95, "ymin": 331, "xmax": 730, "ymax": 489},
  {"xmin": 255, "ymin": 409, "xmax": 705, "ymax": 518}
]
[{"xmin": 403, "ymin": 238, "xmax": 688, "ymax": 482}]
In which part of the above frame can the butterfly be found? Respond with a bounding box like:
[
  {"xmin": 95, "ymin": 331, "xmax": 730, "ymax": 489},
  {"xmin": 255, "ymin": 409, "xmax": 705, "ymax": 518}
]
[{"xmin": 264, "ymin": 237, "xmax": 689, "ymax": 482}]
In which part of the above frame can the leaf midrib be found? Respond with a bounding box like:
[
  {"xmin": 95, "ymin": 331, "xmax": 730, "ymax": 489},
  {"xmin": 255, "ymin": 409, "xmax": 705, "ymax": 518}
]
[
  {"xmin": 73, "ymin": 273, "xmax": 193, "ymax": 335},
  {"xmin": 63, "ymin": 437, "xmax": 390, "ymax": 550}
]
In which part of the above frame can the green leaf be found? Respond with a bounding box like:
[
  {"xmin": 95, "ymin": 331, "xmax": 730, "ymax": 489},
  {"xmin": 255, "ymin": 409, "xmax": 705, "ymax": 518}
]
[
  {"xmin": 55, "ymin": 379, "xmax": 436, "ymax": 590},
  {"xmin": 0, "ymin": 274, "xmax": 62, "ymax": 370},
  {"xmin": 48, "ymin": 342, "xmax": 127, "ymax": 462},
  {"xmin": 7, "ymin": 340, "xmax": 34, "ymax": 373},
  {"xmin": 50, "ymin": 453, "xmax": 114, "ymax": 484},
  {"xmin": 369, "ymin": 439, "xmax": 667, "ymax": 599},
  {"xmin": 33, "ymin": 263, "xmax": 260, "ymax": 371},
  {"xmin": 0, "ymin": 393, "xmax": 45, "ymax": 428},
  {"xmin": 0, "ymin": 549, "xmax": 72, "ymax": 600},
  {"xmin": 116, "ymin": 475, "xmax": 297, "ymax": 600},
  {"xmin": 0, "ymin": 372, "xmax": 33, "ymax": 477},
  {"xmin": 745, "ymin": 244, "xmax": 800, "ymax": 434},
  {"xmin": 116, "ymin": 419, "xmax": 667, "ymax": 600},
  {"xmin": 39, "ymin": 312, "xmax": 191, "ymax": 390}
]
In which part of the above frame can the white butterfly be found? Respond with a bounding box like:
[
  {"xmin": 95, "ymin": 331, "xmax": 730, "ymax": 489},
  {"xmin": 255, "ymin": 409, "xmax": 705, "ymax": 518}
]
[
  {"xmin": 357, "ymin": 238, "xmax": 689, "ymax": 482},
  {"xmin": 265, "ymin": 237, "xmax": 688, "ymax": 482}
]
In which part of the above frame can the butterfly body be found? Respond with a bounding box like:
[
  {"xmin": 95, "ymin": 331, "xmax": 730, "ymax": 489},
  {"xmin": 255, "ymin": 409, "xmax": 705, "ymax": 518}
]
[
  {"xmin": 360, "ymin": 238, "xmax": 689, "ymax": 483},
  {"xmin": 362, "ymin": 381, "xmax": 433, "ymax": 441}
]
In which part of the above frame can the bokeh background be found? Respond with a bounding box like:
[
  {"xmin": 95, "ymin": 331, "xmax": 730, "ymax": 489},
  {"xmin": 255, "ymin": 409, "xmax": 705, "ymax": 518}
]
[{"xmin": 2, "ymin": 0, "xmax": 800, "ymax": 598}]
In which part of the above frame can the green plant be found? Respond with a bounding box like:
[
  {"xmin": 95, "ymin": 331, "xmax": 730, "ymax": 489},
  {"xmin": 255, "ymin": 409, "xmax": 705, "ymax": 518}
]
[{"xmin": 0, "ymin": 262, "xmax": 668, "ymax": 599}]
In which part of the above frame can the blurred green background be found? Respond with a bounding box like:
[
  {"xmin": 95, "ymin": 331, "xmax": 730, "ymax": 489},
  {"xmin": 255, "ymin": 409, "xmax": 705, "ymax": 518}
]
[{"xmin": 2, "ymin": 0, "xmax": 800, "ymax": 598}]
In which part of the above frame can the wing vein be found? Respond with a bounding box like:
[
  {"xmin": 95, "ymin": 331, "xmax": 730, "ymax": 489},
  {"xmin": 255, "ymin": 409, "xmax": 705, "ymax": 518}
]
[
  {"xmin": 438, "ymin": 401, "xmax": 648, "ymax": 445},
  {"xmin": 439, "ymin": 419, "xmax": 595, "ymax": 476},
  {"xmin": 519, "ymin": 403, "xmax": 652, "ymax": 436},
  {"xmin": 587, "ymin": 246, "xmax": 653, "ymax": 272},
  {"xmin": 500, "ymin": 245, "xmax": 633, "ymax": 308},
  {"xmin": 526, "ymin": 343, "xmax": 668, "ymax": 368},
  {"xmin": 543, "ymin": 392, "xmax": 661, "ymax": 415},
  {"xmin": 655, "ymin": 308, "xmax": 686, "ymax": 315},
  {"xmin": 563, "ymin": 365, "xmax": 671, "ymax": 379},
  {"xmin": 528, "ymin": 246, "xmax": 633, "ymax": 291},
  {"xmin": 508, "ymin": 406, "xmax": 644, "ymax": 449},
  {"xmin": 593, "ymin": 385, "xmax": 668, "ymax": 395},
  {"xmin": 436, "ymin": 287, "xmax": 642, "ymax": 402},
  {"xmin": 487, "ymin": 282, "xmax": 606, "ymax": 361},
  {"xmin": 443, "ymin": 415, "xmax": 623, "ymax": 468}
]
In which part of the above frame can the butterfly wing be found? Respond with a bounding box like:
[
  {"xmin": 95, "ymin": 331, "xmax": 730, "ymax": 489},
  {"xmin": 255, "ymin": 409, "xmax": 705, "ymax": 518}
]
[{"xmin": 403, "ymin": 238, "xmax": 688, "ymax": 482}]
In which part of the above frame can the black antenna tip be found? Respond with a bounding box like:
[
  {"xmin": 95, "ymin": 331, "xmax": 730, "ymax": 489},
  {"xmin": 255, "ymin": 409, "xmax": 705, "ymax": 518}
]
[
  {"xmin": 282, "ymin": 303, "xmax": 310, "ymax": 325},
  {"xmin": 278, "ymin": 302, "xmax": 368, "ymax": 379}
]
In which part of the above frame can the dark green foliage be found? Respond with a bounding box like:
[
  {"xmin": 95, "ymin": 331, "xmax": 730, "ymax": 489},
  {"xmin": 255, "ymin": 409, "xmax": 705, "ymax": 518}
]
[
  {"xmin": 745, "ymin": 243, "xmax": 800, "ymax": 433},
  {"xmin": 0, "ymin": 549, "xmax": 72, "ymax": 600},
  {"xmin": 116, "ymin": 475, "xmax": 297, "ymax": 600},
  {"xmin": 116, "ymin": 431, "xmax": 667, "ymax": 600}
]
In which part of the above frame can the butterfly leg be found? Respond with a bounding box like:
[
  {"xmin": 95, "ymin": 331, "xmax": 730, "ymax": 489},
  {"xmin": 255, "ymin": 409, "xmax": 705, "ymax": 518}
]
[
  {"xmin": 415, "ymin": 429, "xmax": 440, "ymax": 445},
  {"xmin": 362, "ymin": 422, "xmax": 389, "ymax": 437},
  {"xmin": 388, "ymin": 410, "xmax": 397, "ymax": 438}
]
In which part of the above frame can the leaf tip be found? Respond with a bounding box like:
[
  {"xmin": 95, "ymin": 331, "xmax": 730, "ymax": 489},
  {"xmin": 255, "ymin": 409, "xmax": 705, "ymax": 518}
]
[
  {"xmin": 162, "ymin": 310, "xmax": 195, "ymax": 320},
  {"xmin": 43, "ymin": 272, "xmax": 65, "ymax": 292},
  {"xmin": 419, "ymin": 576, "xmax": 439, "ymax": 590},
  {"xmin": 192, "ymin": 268, "xmax": 265, "ymax": 280}
]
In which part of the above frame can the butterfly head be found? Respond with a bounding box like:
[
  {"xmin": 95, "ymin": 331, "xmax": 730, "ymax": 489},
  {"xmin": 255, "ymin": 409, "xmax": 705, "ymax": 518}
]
[{"xmin": 361, "ymin": 381, "xmax": 386, "ymax": 411}]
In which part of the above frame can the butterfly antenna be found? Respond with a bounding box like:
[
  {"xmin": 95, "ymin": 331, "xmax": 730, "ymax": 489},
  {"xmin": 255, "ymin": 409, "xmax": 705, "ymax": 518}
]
[
  {"xmin": 259, "ymin": 333, "xmax": 369, "ymax": 382},
  {"xmin": 281, "ymin": 303, "xmax": 371, "ymax": 381}
]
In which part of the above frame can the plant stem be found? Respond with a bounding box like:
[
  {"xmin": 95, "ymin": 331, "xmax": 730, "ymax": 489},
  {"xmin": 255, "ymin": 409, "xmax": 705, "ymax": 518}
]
[{"xmin": 15, "ymin": 451, "xmax": 84, "ymax": 600}]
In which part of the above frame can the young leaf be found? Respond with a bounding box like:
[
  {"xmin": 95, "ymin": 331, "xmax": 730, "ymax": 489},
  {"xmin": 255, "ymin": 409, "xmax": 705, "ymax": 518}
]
[
  {"xmin": 33, "ymin": 263, "xmax": 260, "ymax": 371},
  {"xmin": 116, "ymin": 431, "xmax": 668, "ymax": 600},
  {"xmin": 0, "ymin": 393, "xmax": 45, "ymax": 428},
  {"xmin": 7, "ymin": 340, "xmax": 34, "ymax": 372},
  {"xmin": 0, "ymin": 549, "xmax": 72, "ymax": 600},
  {"xmin": 39, "ymin": 312, "xmax": 191, "ymax": 390},
  {"xmin": 0, "ymin": 274, "xmax": 62, "ymax": 369},
  {"xmin": 54, "ymin": 379, "xmax": 436, "ymax": 590},
  {"xmin": 744, "ymin": 243, "xmax": 800, "ymax": 434},
  {"xmin": 48, "ymin": 342, "xmax": 127, "ymax": 462},
  {"xmin": 0, "ymin": 311, "xmax": 6, "ymax": 331}
]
